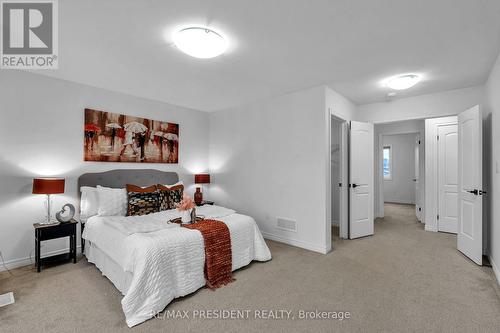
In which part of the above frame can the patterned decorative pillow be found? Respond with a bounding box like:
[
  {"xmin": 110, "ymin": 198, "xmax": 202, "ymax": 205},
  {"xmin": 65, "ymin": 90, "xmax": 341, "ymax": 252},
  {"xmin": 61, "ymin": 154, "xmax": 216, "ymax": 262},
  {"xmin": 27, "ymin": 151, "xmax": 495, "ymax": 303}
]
[
  {"xmin": 126, "ymin": 184, "xmax": 159, "ymax": 216},
  {"xmin": 157, "ymin": 184, "xmax": 184, "ymax": 211}
]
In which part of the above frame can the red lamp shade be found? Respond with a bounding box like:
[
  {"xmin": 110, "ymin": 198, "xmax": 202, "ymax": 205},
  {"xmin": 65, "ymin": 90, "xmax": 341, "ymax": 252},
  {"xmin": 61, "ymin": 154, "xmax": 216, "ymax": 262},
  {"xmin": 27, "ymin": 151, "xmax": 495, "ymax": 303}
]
[
  {"xmin": 32, "ymin": 178, "xmax": 65, "ymax": 195},
  {"xmin": 194, "ymin": 174, "xmax": 210, "ymax": 184}
]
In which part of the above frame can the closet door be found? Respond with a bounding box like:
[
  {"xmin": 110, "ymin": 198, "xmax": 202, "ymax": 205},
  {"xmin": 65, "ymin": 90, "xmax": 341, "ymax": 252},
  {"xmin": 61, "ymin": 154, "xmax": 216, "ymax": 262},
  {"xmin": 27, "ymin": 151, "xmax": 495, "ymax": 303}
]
[
  {"xmin": 349, "ymin": 121, "xmax": 374, "ymax": 239},
  {"xmin": 437, "ymin": 124, "xmax": 458, "ymax": 233},
  {"xmin": 457, "ymin": 105, "xmax": 483, "ymax": 265}
]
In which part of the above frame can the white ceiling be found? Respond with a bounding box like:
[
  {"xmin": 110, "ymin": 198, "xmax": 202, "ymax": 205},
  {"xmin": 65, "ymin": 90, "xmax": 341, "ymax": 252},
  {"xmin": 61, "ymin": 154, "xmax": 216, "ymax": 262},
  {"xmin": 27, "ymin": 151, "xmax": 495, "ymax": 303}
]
[{"xmin": 39, "ymin": 0, "xmax": 500, "ymax": 111}]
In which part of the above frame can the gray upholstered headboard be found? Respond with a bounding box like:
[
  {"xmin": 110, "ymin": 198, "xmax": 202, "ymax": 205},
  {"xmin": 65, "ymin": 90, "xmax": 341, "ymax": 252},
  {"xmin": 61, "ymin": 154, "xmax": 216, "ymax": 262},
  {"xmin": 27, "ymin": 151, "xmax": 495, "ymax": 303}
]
[{"xmin": 77, "ymin": 169, "xmax": 179, "ymax": 194}]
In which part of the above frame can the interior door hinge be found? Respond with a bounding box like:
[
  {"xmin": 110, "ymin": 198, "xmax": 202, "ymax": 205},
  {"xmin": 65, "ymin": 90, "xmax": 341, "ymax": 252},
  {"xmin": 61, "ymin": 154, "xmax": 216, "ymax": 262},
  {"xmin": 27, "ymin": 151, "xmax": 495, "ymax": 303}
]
[
  {"xmin": 419, "ymin": 207, "xmax": 422, "ymax": 212},
  {"xmin": 437, "ymin": 214, "xmax": 440, "ymax": 220},
  {"xmin": 437, "ymin": 135, "xmax": 439, "ymax": 140},
  {"xmin": 418, "ymin": 140, "xmax": 421, "ymax": 144}
]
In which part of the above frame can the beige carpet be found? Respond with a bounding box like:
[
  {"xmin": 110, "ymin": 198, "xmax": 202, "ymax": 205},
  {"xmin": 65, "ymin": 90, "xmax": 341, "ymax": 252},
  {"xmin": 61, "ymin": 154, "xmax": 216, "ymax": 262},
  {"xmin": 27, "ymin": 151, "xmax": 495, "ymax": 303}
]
[{"xmin": 1, "ymin": 203, "xmax": 499, "ymax": 332}]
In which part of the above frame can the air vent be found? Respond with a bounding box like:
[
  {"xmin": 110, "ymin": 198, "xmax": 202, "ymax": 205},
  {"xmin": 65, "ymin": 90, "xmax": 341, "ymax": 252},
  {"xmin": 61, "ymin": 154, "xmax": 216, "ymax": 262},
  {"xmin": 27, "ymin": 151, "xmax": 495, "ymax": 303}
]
[
  {"xmin": 0, "ymin": 292, "xmax": 14, "ymax": 308},
  {"xmin": 276, "ymin": 217, "xmax": 297, "ymax": 232}
]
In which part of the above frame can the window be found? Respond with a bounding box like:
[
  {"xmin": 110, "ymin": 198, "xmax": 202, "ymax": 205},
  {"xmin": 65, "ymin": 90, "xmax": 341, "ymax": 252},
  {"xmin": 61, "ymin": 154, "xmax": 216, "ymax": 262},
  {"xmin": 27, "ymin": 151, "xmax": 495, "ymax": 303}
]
[{"xmin": 383, "ymin": 145, "xmax": 392, "ymax": 180}]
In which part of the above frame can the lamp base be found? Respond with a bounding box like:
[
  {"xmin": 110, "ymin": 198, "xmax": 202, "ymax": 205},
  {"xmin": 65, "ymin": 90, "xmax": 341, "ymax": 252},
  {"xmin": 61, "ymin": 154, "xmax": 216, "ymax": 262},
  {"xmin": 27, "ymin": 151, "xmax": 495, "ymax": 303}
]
[
  {"xmin": 194, "ymin": 187, "xmax": 203, "ymax": 205},
  {"xmin": 39, "ymin": 194, "xmax": 58, "ymax": 225}
]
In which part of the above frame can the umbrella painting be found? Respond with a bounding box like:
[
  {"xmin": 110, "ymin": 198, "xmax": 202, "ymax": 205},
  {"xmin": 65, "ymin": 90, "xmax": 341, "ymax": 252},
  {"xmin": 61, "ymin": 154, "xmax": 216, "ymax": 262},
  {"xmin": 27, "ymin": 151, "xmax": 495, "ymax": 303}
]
[{"xmin": 84, "ymin": 108, "xmax": 179, "ymax": 163}]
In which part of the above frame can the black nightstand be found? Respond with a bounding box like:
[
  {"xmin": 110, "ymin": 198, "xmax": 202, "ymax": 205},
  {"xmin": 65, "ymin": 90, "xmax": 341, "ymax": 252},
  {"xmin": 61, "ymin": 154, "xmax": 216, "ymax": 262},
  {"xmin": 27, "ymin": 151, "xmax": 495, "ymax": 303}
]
[{"xmin": 33, "ymin": 219, "xmax": 77, "ymax": 272}]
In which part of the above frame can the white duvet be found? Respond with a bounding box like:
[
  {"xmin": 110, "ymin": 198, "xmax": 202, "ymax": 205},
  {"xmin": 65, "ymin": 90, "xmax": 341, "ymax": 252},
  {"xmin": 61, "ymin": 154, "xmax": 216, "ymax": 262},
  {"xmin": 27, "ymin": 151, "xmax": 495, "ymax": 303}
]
[{"xmin": 82, "ymin": 205, "xmax": 272, "ymax": 327}]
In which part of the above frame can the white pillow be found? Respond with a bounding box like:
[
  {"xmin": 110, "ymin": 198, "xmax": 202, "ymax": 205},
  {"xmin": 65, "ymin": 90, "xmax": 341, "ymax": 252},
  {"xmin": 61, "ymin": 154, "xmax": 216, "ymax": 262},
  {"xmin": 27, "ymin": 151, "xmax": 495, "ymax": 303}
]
[
  {"xmin": 80, "ymin": 186, "xmax": 99, "ymax": 220},
  {"xmin": 159, "ymin": 181, "xmax": 183, "ymax": 188},
  {"xmin": 97, "ymin": 186, "xmax": 127, "ymax": 217}
]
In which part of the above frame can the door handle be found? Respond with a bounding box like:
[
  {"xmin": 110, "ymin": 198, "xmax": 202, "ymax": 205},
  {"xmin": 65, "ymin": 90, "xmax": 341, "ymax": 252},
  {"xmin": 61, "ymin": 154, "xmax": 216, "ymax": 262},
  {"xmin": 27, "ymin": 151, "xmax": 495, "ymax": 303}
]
[
  {"xmin": 350, "ymin": 183, "xmax": 360, "ymax": 188},
  {"xmin": 467, "ymin": 189, "xmax": 479, "ymax": 195}
]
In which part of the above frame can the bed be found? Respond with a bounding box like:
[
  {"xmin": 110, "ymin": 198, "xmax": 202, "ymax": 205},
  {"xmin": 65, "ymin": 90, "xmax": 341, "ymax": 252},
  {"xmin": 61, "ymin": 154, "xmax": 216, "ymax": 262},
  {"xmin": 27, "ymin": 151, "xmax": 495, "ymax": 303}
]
[{"xmin": 78, "ymin": 169, "xmax": 272, "ymax": 327}]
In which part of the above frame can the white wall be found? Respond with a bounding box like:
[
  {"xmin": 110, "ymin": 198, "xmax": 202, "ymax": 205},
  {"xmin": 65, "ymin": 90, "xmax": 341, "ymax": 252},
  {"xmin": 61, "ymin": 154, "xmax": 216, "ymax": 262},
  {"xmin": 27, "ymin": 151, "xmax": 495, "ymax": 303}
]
[
  {"xmin": 0, "ymin": 71, "xmax": 209, "ymax": 270},
  {"xmin": 209, "ymin": 86, "xmax": 356, "ymax": 254},
  {"xmin": 358, "ymin": 86, "xmax": 483, "ymax": 123},
  {"xmin": 374, "ymin": 120, "xmax": 425, "ymax": 218},
  {"xmin": 325, "ymin": 87, "xmax": 359, "ymax": 122},
  {"xmin": 382, "ymin": 133, "xmax": 417, "ymax": 204},
  {"xmin": 483, "ymin": 52, "xmax": 500, "ymax": 283}
]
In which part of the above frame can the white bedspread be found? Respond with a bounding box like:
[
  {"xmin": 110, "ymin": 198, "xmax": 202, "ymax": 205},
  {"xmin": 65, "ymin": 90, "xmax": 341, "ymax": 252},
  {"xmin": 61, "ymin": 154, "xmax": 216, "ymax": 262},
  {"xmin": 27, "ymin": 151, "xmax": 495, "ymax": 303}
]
[
  {"xmin": 83, "ymin": 207, "xmax": 271, "ymax": 327},
  {"xmin": 102, "ymin": 205, "xmax": 236, "ymax": 236}
]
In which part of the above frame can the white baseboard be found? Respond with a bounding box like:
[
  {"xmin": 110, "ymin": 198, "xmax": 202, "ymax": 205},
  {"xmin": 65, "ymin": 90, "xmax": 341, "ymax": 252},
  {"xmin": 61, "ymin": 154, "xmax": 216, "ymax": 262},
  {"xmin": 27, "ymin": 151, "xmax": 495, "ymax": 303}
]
[
  {"xmin": 424, "ymin": 225, "xmax": 438, "ymax": 232},
  {"xmin": 262, "ymin": 232, "xmax": 328, "ymax": 254},
  {"xmin": 490, "ymin": 256, "xmax": 500, "ymax": 286},
  {"xmin": 0, "ymin": 246, "xmax": 81, "ymax": 272}
]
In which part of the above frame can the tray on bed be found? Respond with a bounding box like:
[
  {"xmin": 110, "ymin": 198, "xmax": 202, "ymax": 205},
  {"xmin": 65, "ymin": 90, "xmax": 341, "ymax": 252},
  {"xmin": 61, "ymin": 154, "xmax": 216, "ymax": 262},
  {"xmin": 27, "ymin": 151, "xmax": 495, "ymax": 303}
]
[{"xmin": 169, "ymin": 216, "xmax": 205, "ymax": 224}]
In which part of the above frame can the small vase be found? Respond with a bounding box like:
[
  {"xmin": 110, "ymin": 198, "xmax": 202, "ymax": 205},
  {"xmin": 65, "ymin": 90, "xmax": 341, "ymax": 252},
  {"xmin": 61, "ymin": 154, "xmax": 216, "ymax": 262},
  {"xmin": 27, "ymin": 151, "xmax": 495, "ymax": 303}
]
[{"xmin": 181, "ymin": 209, "xmax": 192, "ymax": 224}]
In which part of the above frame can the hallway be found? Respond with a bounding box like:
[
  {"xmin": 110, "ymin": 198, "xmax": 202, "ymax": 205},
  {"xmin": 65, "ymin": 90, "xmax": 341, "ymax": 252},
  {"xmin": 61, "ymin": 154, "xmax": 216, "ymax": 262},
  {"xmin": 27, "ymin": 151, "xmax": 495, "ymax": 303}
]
[{"xmin": 331, "ymin": 202, "xmax": 500, "ymax": 331}]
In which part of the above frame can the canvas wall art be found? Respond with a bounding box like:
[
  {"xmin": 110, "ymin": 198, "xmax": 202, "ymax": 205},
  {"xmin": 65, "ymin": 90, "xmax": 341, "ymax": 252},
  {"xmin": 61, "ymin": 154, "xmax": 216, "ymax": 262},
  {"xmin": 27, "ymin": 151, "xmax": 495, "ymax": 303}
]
[{"xmin": 84, "ymin": 108, "xmax": 179, "ymax": 163}]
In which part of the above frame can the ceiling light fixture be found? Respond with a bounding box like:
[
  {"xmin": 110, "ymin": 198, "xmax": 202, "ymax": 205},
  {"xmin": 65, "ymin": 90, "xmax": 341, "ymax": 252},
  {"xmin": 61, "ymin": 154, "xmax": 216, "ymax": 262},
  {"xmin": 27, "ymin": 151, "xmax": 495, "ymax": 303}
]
[
  {"xmin": 173, "ymin": 27, "xmax": 228, "ymax": 59},
  {"xmin": 384, "ymin": 74, "xmax": 421, "ymax": 90}
]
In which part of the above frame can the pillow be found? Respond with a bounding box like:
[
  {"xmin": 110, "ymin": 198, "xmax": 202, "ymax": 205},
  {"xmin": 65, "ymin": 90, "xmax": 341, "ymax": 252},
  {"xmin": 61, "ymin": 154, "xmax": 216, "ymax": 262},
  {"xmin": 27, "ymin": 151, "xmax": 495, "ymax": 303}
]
[
  {"xmin": 126, "ymin": 184, "xmax": 159, "ymax": 216},
  {"xmin": 158, "ymin": 181, "xmax": 183, "ymax": 187},
  {"xmin": 80, "ymin": 186, "xmax": 99, "ymax": 220},
  {"xmin": 97, "ymin": 186, "xmax": 128, "ymax": 216},
  {"xmin": 157, "ymin": 184, "xmax": 184, "ymax": 211}
]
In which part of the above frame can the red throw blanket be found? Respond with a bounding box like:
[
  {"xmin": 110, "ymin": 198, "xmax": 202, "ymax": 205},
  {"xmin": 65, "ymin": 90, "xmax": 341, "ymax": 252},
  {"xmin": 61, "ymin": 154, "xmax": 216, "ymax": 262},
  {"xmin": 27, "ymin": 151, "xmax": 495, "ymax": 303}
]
[{"xmin": 182, "ymin": 219, "xmax": 235, "ymax": 289}]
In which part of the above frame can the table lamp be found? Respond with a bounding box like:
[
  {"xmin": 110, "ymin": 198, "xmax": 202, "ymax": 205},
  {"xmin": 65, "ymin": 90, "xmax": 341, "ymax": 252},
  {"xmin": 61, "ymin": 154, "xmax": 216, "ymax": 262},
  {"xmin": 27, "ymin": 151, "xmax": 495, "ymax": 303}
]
[
  {"xmin": 194, "ymin": 174, "xmax": 210, "ymax": 205},
  {"xmin": 32, "ymin": 178, "xmax": 65, "ymax": 224}
]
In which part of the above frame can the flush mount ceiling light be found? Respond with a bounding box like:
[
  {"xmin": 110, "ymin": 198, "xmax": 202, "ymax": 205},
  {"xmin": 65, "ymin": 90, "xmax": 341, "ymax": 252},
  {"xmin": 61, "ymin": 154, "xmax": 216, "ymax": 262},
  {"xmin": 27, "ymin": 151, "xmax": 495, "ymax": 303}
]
[
  {"xmin": 173, "ymin": 27, "xmax": 227, "ymax": 59},
  {"xmin": 384, "ymin": 74, "xmax": 421, "ymax": 90}
]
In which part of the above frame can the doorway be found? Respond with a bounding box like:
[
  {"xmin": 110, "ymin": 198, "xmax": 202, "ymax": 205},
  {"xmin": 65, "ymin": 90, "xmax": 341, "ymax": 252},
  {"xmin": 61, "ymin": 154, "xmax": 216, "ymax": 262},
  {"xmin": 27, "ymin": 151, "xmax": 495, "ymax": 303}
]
[
  {"xmin": 381, "ymin": 133, "xmax": 419, "ymax": 207},
  {"xmin": 375, "ymin": 120, "xmax": 425, "ymax": 222},
  {"xmin": 330, "ymin": 116, "xmax": 347, "ymax": 240},
  {"xmin": 328, "ymin": 116, "xmax": 374, "ymax": 247},
  {"xmin": 331, "ymin": 117, "xmax": 342, "ymax": 238}
]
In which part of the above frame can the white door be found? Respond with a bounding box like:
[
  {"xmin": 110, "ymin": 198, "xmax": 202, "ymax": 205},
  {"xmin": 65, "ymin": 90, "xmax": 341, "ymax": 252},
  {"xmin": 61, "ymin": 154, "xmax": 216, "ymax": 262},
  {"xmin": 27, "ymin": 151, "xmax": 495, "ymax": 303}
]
[
  {"xmin": 437, "ymin": 124, "xmax": 458, "ymax": 233},
  {"xmin": 457, "ymin": 105, "xmax": 483, "ymax": 265},
  {"xmin": 349, "ymin": 121, "xmax": 374, "ymax": 239},
  {"xmin": 415, "ymin": 135, "xmax": 421, "ymax": 220}
]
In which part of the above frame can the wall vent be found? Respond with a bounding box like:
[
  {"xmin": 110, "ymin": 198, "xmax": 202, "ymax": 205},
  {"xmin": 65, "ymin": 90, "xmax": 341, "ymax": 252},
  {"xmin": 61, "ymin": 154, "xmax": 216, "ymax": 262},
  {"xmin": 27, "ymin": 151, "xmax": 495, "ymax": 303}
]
[
  {"xmin": 0, "ymin": 292, "xmax": 14, "ymax": 308},
  {"xmin": 276, "ymin": 217, "xmax": 297, "ymax": 232}
]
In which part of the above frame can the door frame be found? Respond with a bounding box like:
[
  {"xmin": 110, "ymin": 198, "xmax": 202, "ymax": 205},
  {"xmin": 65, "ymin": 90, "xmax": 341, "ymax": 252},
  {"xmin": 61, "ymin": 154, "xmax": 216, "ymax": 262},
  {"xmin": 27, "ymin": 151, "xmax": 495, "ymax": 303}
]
[
  {"xmin": 326, "ymin": 111, "xmax": 348, "ymax": 251},
  {"xmin": 424, "ymin": 116, "xmax": 458, "ymax": 232},
  {"xmin": 376, "ymin": 130, "xmax": 422, "ymax": 218},
  {"xmin": 415, "ymin": 134, "xmax": 421, "ymax": 221}
]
